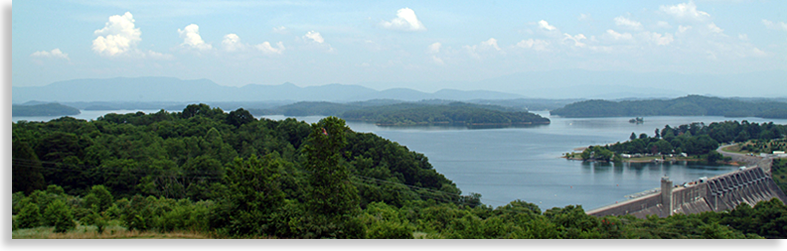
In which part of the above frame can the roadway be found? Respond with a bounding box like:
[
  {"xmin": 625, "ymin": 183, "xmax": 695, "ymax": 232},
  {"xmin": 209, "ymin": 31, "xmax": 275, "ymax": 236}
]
[{"xmin": 717, "ymin": 144, "xmax": 773, "ymax": 173}]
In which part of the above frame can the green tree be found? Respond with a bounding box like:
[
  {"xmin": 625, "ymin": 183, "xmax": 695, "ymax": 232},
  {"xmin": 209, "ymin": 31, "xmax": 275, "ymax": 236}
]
[
  {"xmin": 302, "ymin": 116, "xmax": 364, "ymax": 238},
  {"xmin": 44, "ymin": 199, "xmax": 76, "ymax": 233},
  {"xmin": 17, "ymin": 202, "xmax": 42, "ymax": 229},
  {"xmin": 223, "ymin": 154, "xmax": 286, "ymax": 237},
  {"xmin": 83, "ymin": 185, "xmax": 114, "ymax": 213}
]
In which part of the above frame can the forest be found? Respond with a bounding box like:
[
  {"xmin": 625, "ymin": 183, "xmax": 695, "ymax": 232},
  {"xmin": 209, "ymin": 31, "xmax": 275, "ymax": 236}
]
[
  {"xmin": 11, "ymin": 104, "xmax": 787, "ymax": 238},
  {"xmin": 550, "ymin": 95, "xmax": 787, "ymax": 119}
]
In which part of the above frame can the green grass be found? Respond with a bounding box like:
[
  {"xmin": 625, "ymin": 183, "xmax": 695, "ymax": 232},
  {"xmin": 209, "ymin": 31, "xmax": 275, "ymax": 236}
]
[{"xmin": 12, "ymin": 223, "xmax": 209, "ymax": 239}]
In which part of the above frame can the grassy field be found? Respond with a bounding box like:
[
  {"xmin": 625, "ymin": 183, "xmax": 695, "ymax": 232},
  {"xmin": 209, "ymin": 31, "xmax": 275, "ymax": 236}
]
[{"xmin": 12, "ymin": 224, "xmax": 210, "ymax": 239}]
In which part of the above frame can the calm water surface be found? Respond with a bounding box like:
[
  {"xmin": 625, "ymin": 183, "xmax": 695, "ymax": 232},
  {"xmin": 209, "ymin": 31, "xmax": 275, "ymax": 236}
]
[{"xmin": 14, "ymin": 110, "xmax": 787, "ymax": 210}]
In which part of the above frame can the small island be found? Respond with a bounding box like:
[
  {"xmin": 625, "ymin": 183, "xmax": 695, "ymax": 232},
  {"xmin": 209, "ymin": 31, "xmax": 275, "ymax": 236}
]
[{"xmin": 12, "ymin": 103, "xmax": 81, "ymax": 117}]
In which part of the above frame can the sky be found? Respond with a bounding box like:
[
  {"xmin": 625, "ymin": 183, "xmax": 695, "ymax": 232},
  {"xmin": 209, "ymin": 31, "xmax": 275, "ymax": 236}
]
[{"xmin": 11, "ymin": 0, "xmax": 787, "ymax": 95}]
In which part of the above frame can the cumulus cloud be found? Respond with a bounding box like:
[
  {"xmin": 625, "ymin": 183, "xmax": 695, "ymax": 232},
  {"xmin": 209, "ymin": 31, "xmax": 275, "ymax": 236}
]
[
  {"xmin": 614, "ymin": 16, "xmax": 643, "ymax": 30},
  {"xmin": 304, "ymin": 30, "xmax": 325, "ymax": 44},
  {"xmin": 516, "ymin": 39, "xmax": 550, "ymax": 51},
  {"xmin": 431, "ymin": 55, "xmax": 444, "ymax": 65},
  {"xmin": 31, "ymin": 48, "xmax": 69, "ymax": 60},
  {"xmin": 762, "ymin": 19, "xmax": 787, "ymax": 31},
  {"xmin": 605, "ymin": 29, "xmax": 633, "ymax": 41},
  {"xmin": 578, "ymin": 13, "xmax": 592, "ymax": 22},
  {"xmin": 656, "ymin": 21, "xmax": 672, "ymax": 29},
  {"xmin": 738, "ymin": 34, "xmax": 748, "ymax": 41},
  {"xmin": 222, "ymin": 34, "xmax": 244, "ymax": 52},
  {"xmin": 562, "ymin": 33, "xmax": 587, "ymax": 47},
  {"xmin": 538, "ymin": 20, "xmax": 557, "ymax": 31},
  {"xmin": 92, "ymin": 12, "xmax": 142, "ymax": 56},
  {"xmin": 464, "ymin": 38, "xmax": 502, "ymax": 58},
  {"xmin": 302, "ymin": 31, "xmax": 334, "ymax": 52},
  {"xmin": 178, "ymin": 24, "xmax": 212, "ymax": 51},
  {"xmin": 380, "ymin": 8, "xmax": 426, "ymax": 31},
  {"xmin": 642, "ymin": 32, "xmax": 674, "ymax": 46},
  {"xmin": 428, "ymin": 42, "xmax": 441, "ymax": 54},
  {"xmin": 659, "ymin": 1, "xmax": 710, "ymax": 21},
  {"xmin": 256, "ymin": 41, "xmax": 285, "ymax": 54},
  {"xmin": 707, "ymin": 23, "xmax": 724, "ymax": 34},
  {"xmin": 678, "ymin": 25, "xmax": 692, "ymax": 33}
]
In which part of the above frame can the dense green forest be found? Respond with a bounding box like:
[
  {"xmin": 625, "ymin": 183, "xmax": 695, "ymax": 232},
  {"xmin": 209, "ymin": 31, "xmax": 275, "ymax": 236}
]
[
  {"xmin": 550, "ymin": 95, "xmax": 787, "ymax": 118},
  {"xmin": 579, "ymin": 120, "xmax": 787, "ymax": 162},
  {"xmin": 12, "ymin": 103, "xmax": 81, "ymax": 117},
  {"xmin": 11, "ymin": 105, "xmax": 787, "ymax": 238}
]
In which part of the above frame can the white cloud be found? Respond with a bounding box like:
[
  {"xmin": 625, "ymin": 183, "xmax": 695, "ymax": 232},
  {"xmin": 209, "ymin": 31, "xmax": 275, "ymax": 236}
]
[
  {"xmin": 178, "ymin": 24, "xmax": 212, "ymax": 50},
  {"xmin": 302, "ymin": 31, "xmax": 334, "ymax": 52},
  {"xmin": 659, "ymin": 1, "xmax": 710, "ymax": 21},
  {"xmin": 562, "ymin": 33, "xmax": 587, "ymax": 47},
  {"xmin": 642, "ymin": 32, "xmax": 674, "ymax": 46},
  {"xmin": 428, "ymin": 42, "xmax": 441, "ymax": 54},
  {"xmin": 738, "ymin": 34, "xmax": 748, "ymax": 41},
  {"xmin": 92, "ymin": 12, "xmax": 142, "ymax": 56},
  {"xmin": 272, "ymin": 26, "xmax": 288, "ymax": 34},
  {"xmin": 256, "ymin": 41, "xmax": 285, "ymax": 54},
  {"xmin": 31, "ymin": 48, "xmax": 69, "ymax": 60},
  {"xmin": 707, "ymin": 23, "xmax": 724, "ymax": 34},
  {"xmin": 380, "ymin": 8, "xmax": 426, "ymax": 31},
  {"xmin": 678, "ymin": 25, "xmax": 692, "ymax": 33},
  {"xmin": 480, "ymin": 38, "xmax": 501, "ymax": 51},
  {"xmin": 145, "ymin": 50, "xmax": 174, "ymax": 60},
  {"xmin": 222, "ymin": 33, "xmax": 244, "ymax": 52},
  {"xmin": 605, "ymin": 29, "xmax": 634, "ymax": 41},
  {"xmin": 516, "ymin": 39, "xmax": 550, "ymax": 51},
  {"xmin": 538, "ymin": 20, "xmax": 557, "ymax": 31},
  {"xmin": 304, "ymin": 30, "xmax": 325, "ymax": 44},
  {"xmin": 464, "ymin": 38, "xmax": 503, "ymax": 58},
  {"xmin": 431, "ymin": 55, "xmax": 444, "ymax": 65},
  {"xmin": 614, "ymin": 16, "xmax": 643, "ymax": 30},
  {"xmin": 762, "ymin": 19, "xmax": 787, "ymax": 31}
]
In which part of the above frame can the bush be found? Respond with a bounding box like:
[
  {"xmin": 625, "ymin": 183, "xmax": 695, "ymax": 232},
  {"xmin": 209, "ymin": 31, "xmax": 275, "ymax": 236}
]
[
  {"xmin": 44, "ymin": 199, "xmax": 76, "ymax": 233},
  {"xmin": 17, "ymin": 202, "xmax": 42, "ymax": 229}
]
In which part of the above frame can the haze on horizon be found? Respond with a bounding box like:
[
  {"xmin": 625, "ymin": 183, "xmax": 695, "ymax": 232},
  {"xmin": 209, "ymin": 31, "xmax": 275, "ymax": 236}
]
[{"xmin": 11, "ymin": 0, "xmax": 787, "ymax": 98}]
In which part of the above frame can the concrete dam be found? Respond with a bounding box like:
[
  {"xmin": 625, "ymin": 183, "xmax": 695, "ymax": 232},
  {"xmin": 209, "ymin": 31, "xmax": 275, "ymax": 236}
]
[{"xmin": 586, "ymin": 166, "xmax": 787, "ymax": 218}]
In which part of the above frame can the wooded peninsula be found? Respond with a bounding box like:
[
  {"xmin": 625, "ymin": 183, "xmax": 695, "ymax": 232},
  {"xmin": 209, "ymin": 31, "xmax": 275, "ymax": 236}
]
[{"xmin": 550, "ymin": 95, "xmax": 787, "ymax": 119}]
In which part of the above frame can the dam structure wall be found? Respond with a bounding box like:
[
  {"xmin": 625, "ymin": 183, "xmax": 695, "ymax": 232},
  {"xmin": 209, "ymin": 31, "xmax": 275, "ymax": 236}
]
[{"xmin": 586, "ymin": 166, "xmax": 787, "ymax": 218}]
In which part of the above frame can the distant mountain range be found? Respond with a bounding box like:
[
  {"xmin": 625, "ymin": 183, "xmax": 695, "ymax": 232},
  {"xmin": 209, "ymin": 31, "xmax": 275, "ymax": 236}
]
[
  {"xmin": 13, "ymin": 69, "xmax": 787, "ymax": 105},
  {"xmin": 11, "ymin": 77, "xmax": 524, "ymax": 104}
]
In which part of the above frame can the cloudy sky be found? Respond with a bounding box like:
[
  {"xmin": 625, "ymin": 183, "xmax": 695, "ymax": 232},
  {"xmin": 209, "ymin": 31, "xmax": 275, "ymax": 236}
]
[{"xmin": 11, "ymin": 0, "xmax": 787, "ymax": 94}]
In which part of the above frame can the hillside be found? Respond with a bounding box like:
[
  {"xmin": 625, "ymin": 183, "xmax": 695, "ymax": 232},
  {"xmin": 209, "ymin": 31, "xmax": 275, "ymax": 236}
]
[{"xmin": 550, "ymin": 95, "xmax": 787, "ymax": 118}]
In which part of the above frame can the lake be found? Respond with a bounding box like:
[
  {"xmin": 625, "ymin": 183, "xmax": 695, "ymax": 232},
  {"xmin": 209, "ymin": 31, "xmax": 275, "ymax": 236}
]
[{"xmin": 13, "ymin": 110, "xmax": 787, "ymax": 211}]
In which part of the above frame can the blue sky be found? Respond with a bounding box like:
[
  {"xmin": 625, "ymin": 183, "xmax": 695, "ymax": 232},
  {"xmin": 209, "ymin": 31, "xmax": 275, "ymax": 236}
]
[{"xmin": 11, "ymin": 0, "xmax": 787, "ymax": 95}]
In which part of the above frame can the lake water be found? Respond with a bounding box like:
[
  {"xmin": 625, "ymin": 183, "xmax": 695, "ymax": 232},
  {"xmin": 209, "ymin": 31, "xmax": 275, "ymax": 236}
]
[{"xmin": 13, "ymin": 111, "xmax": 787, "ymax": 211}]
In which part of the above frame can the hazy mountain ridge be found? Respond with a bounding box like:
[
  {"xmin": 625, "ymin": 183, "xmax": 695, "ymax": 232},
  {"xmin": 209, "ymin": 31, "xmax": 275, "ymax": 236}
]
[{"xmin": 12, "ymin": 77, "xmax": 525, "ymax": 103}]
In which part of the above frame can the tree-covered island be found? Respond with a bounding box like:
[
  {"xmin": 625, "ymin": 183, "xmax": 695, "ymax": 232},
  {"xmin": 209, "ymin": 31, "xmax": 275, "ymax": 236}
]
[
  {"xmin": 12, "ymin": 103, "xmax": 81, "ymax": 117},
  {"xmin": 251, "ymin": 101, "xmax": 550, "ymax": 129}
]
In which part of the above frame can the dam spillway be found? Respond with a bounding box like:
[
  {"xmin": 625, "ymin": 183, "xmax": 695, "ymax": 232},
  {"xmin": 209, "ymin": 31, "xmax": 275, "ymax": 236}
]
[{"xmin": 586, "ymin": 166, "xmax": 787, "ymax": 218}]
